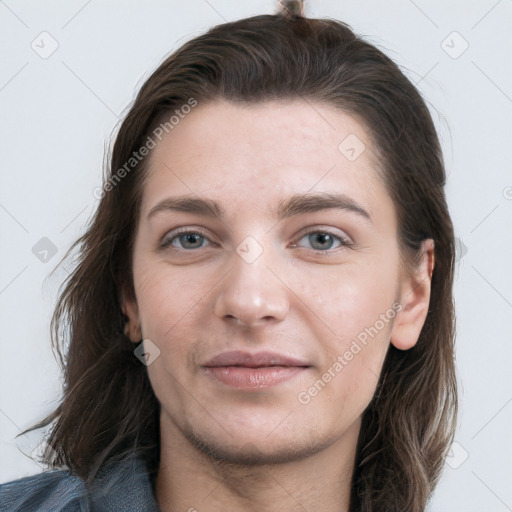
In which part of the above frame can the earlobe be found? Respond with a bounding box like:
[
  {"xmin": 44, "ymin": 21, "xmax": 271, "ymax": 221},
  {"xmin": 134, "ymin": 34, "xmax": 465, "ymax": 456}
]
[
  {"xmin": 390, "ymin": 239, "xmax": 435, "ymax": 351},
  {"xmin": 120, "ymin": 288, "xmax": 142, "ymax": 343}
]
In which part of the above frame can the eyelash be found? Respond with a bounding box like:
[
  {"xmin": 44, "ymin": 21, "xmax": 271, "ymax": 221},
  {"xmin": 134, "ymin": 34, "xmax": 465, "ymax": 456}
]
[{"xmin": 159, "ymin": 227, "xmax": 354, "ymax": 254}]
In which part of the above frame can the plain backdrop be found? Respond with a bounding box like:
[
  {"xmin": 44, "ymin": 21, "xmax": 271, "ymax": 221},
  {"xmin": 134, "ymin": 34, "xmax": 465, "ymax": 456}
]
[{"xmin": 1, "ymin": 1, "xmax": 511, "ymax": 510}]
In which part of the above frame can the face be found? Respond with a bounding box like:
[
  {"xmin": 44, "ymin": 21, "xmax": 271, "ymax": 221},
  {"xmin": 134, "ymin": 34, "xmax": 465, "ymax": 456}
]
[{"xmin": 122, "ymin": 99, "xmax": 432, "ymax": 464}]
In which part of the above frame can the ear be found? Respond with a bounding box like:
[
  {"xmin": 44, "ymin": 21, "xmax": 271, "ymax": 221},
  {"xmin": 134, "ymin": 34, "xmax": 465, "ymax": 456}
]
[
  {"xmin": 120, "ymin": 286, "xmax": 142, "ymax": 343},
  {"xmin": 390, "ymin": 239, "xmax": 435, "ymax": 351}
]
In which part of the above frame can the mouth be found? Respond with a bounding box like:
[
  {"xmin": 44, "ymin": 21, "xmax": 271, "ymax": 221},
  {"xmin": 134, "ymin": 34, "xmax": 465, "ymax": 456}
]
[{"xmin": 201, "ymin": 350, "xmax": 311, "ymax": 390}]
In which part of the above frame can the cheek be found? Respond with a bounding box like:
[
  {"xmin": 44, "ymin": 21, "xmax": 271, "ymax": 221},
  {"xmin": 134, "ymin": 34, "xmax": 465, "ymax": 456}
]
[
  {"xmin": 134, "ymin": 262, "xmax": 209, "ymax": 339},
  {"xmin": 294, "ymin": 263, "xmax": 396, "ymax": 406},
  {"xmin": 296, "ymin": 258, "xmax": 398, "ymax": 342},
  {"xmin": 133, "ymin": 261, "xmax": 220, "ymax": 397},
  {"xmin": 300, "ymin": 293, "xmax": 392, "ymax": 425},
  {"xmin": 134, "ymin": 263, "xmax": 209, "ymax": 409}
]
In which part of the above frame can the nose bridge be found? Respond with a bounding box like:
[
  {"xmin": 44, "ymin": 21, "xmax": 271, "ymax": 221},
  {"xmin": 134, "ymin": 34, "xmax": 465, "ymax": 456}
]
[{"xmin": 213, "ymin": 236, "xmax": 289, "ymax": 326}]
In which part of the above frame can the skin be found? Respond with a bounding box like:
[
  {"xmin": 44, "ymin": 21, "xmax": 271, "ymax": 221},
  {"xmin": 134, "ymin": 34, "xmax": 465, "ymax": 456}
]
[{"xmin": 122, "ymin": 99, "xmax": 434, "ymax": 512}]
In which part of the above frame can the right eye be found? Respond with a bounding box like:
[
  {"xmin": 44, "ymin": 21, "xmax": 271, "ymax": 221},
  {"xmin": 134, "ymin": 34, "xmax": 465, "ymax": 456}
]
[{"xmin": 160, "ymin": 229, "xmax": 213, "ymax": 250}]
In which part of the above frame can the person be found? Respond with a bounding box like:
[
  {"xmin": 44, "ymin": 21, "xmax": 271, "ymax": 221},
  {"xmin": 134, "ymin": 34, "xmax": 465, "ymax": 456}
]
[{"xmin": 0, "ymin": 2, "xmax": 457, "ymax": 511}]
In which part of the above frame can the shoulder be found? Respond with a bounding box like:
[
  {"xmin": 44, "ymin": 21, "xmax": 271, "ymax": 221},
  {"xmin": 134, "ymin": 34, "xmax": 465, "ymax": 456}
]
[
  {"xmin": 0, "ymin": 454, "xmax": 159, "ymax": 512},
  {"xmin": 0, "ymin": 469, "xmax": 89, "ymax": 512},
  {"xmin": 1, "ymin": 454, "xmax": 160, "ymax": 512}
]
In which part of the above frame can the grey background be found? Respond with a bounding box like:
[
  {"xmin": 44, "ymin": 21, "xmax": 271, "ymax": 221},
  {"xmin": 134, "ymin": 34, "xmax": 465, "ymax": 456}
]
[{"xmin": 1, "ymin": 0, "xmax": 511, "ymax": 510}]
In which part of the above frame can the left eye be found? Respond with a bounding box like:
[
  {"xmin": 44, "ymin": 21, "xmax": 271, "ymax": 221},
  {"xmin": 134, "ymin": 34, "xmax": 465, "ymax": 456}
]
[{"xmin": 295, "ymin": 230, "xmax": 348, "ymax": 251}]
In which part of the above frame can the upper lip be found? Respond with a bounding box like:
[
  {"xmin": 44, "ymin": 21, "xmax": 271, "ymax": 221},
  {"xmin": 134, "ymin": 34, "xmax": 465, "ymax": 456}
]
[{"xmin": 202, "ymin": 350, "xmax": 310, "ymax": 368}]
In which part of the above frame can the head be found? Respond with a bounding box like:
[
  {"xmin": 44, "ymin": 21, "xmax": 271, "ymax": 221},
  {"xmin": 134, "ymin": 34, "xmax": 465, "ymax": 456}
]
[{"xmin": 35, "ymin": 12, "xmax": 456, "ymax": 512}]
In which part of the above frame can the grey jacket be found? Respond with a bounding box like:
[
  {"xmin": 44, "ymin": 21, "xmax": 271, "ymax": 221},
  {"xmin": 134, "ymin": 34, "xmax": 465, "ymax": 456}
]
[{"xmin": 0, "ymin": 455, "xmax": 160, "ymax": 511}]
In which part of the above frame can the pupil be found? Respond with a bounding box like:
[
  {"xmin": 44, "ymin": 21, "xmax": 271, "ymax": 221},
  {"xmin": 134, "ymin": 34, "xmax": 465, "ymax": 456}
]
[
  {"xmin": 182, "ymin": 234, "xmax": 202, "ymax": 248},
  {"xmin": 311, "ymin": 233, "xmax": 332, "ymax": 250}
]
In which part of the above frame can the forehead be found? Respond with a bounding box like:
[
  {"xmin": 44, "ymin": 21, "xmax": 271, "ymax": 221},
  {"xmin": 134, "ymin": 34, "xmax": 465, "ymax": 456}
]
[{"xmin": 141, "ymin": 99, "xmax": 390, "ymax": 222}]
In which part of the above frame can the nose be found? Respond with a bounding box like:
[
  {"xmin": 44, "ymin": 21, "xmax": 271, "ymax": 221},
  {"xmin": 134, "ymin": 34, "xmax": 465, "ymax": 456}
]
[{"xmin": 212, "ymin": 249, "xmax": 290, "ymax": 328}]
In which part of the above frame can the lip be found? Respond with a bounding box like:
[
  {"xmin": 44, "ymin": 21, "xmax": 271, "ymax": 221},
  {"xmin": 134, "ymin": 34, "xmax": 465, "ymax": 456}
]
[
  {"xmin": 203, "ymin": 350, "xmax": 310, "ymax": 368},
  {"xmin": 201, "ymin": 350, "xmax": 311, "ymax": 390}
]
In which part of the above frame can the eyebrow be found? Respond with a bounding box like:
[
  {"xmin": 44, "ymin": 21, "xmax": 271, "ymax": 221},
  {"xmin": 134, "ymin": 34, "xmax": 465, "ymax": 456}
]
[{"xmin": 147, "ymin": 192, "xmax": 372, "ymax": 224}]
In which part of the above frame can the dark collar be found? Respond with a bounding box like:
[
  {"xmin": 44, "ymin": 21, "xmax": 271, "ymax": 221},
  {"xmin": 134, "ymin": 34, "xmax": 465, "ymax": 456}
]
[
  {"xmin": 88, "ymin": 453, "xmax": 161, "ymax": 512},
  {"xmin": 0, "ymin": 453, "xmax": 161, "ymax": 512}
]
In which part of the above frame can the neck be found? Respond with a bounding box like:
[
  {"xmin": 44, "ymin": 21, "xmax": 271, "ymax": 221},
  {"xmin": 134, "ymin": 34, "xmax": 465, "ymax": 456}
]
[{"xmin": 155, "ymin": 415, "xmax": 360, "ymax": 512}]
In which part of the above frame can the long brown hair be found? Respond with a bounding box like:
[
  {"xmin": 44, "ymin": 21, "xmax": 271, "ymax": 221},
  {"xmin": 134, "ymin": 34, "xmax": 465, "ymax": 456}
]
[{"xmin": 28, "ymin": 11, "xmax": 457, "ymax": 511}]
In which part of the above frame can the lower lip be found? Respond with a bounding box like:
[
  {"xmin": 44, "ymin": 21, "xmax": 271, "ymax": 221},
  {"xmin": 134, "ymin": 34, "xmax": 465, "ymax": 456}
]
[{"xmin": 202, "ymin": 366, "xmax": 308, "ymax": 390}]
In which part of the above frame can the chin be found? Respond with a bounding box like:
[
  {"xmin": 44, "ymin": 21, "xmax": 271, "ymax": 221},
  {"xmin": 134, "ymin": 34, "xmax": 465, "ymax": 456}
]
[
  {"xmin": 177, "ymin": 413, "xmax": 333, "ymax": 467},
  {"xmin": 185, "ymin": 429, "xmax": 331, "ymax": 466}
]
